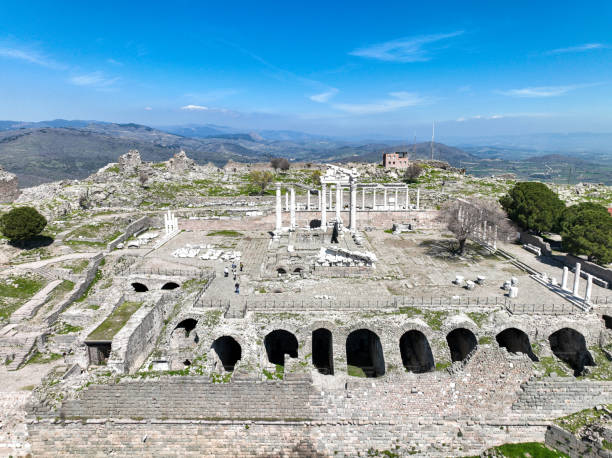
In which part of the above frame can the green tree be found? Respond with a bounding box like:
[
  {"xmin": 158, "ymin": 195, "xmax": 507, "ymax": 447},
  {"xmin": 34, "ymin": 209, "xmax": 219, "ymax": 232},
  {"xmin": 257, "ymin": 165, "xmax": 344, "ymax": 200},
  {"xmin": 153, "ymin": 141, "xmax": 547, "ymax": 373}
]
[
  {"xmin": 0, "ymin": 206, "xmax": 47, "ymax": 242},
  {"xmin": 249, "ymin": 170, "xmax": 274, "ymax": 195},
  {"xmin": 499, "ymin": 182, "xmax": 565, "ymax": 234},
  {"xmin": 560, "ymin": 203, "xmax": 612, "ymax": 265}
]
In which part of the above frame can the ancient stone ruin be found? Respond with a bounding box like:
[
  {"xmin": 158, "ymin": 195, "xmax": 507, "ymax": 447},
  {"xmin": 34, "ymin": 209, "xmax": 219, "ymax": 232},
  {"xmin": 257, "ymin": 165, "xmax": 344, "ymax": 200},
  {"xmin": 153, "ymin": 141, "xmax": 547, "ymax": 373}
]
[{"xmin": 0, "ymin": 166, "xmax": 19, "ymax": 203}]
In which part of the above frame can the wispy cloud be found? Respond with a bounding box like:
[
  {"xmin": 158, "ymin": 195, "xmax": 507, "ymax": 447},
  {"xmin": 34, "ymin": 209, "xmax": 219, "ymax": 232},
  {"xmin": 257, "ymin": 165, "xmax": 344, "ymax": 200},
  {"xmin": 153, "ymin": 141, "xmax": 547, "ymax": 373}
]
[
  {"xmin": 69, "ymin": 72, "xmax": 119, "ymax": 89},
  {"xmin": 332, "ymin": 92, "xmax": 428, "ymax": 114},
  {"xmin": 546, "ymin": 43, "xmax": 606, "ymax": 54},
  {"xmin": 144, "ymin": 107, "xmax": 153, "ymax": 111},
  {"xmin": 0, "ymin": 46, "xmax": 65, "ymax": 69},
  {"xmin": 350, "ymin": 31, "xmax": 464, "ymax": 62},
  {"xmin": 456, "ymin": 113, "xmax": 551, "ymax": 122},
  {"xmin": 309, "ymin": 88, "xmax": 338, "ymax": 103},
  {"xmin": 181, "ymin": 104, "xmax": 209, "ymax": 111},
  {"xmin": 106, "ymin": 58, "xmax": 124, "ymax": 66},
  {"xmin": 498, "ymin": 84, "xmax": 595, "ymax": 98}
]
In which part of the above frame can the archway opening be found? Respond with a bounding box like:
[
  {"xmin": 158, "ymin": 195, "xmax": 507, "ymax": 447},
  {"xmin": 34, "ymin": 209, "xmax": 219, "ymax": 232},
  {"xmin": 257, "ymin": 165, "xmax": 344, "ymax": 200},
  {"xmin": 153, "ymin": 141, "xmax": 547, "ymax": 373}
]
[
  {"xmin": 277, "ymin": 267, "xmax": 287, "ymax": 275},
  {"xmin": 603, "ymin": 315, "xmax": 612, "ymax": 330},
  {"xmin": 183, "ymin": 359, "xmax": 191, "ymax": 366},
  {"xmin": 399, "ymin": 330, "xmax": 435, "ymax": 373},
  {"xmin": 264, "ymin": 330, "xmax": 298, "ymax": 366},
  {"xmin": 496, "ymin": 328, "xmax": 538, "ymax": 361},
  {"xmin": 170, "ymin": 319, "xmax": 199, "ymax": 348},
  {"xmin": 309, "ymin": 219, "xmax": 321, "ymax": 229},
  {"xmin": 293, "ymin": 267, "xmax": 303, "ymax": 274},
  {"xmin": 131, "ymin": 282, "xmax": 148, "ymax": 292},
  {"xmin": 346, "ymin": 329, "xmax": 385, "ymax": 378},
  {"xmin": 161, "ymin": 282, "xmax": 180, "ymax": 290},
  {"xmin": 312, "ymin": 328, "xmax": 334, "ymax": 375},
  {"xmin": 211, "ymin": 336, "xmax": 242, "ymax": 371},
  {"xmin": 549, "ymin": 328, "xmax": 595, "ymax": 376},
  {"xmin": 446, "ymin": 328, "xmax": 477, "ymax": 362}
]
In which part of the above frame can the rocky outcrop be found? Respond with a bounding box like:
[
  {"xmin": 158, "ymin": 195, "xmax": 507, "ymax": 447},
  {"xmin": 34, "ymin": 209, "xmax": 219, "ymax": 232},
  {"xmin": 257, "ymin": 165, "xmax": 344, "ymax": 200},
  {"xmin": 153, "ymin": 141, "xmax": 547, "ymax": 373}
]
[
  {"xmin": 167, "ymin": 150, "xmax": 195, "ymax": 173},
  {"xmin": 0, "ymin": 166, "xmax": 19, "ymax": 202}
]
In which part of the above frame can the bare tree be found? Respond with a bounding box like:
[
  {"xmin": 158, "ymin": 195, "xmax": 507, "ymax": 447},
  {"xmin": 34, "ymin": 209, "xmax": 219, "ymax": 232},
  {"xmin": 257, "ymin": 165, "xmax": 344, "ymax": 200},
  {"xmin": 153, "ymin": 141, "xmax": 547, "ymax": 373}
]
[
  {"xmin": 249, "ymin": 170, "xmax": 274, "ymax": 195},
  {"xmin": 403, "ymin": 163, "xmax": 423, "ymax": 183},
  {"xmin": 270, "ymin": 157, "xmax": 290, "ymax": 171},
  {"xmin": 438, "ymin": 198, "xmax": 513, "ymax": 254}
]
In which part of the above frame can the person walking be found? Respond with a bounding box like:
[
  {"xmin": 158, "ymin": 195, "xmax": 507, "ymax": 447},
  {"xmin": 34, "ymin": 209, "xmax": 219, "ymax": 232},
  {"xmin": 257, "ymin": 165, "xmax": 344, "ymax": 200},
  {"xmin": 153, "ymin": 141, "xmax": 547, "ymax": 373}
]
[
  {"xmin": 240, "ymin": 262, "xmax": 244, "ymax": 272},
  {"xmin": 224, "ymin": 267, "xmax": 229, "ymax": 277},
  {"xmin": 234, "ymin": 282, "xmax": 240, "ymax": 294}
]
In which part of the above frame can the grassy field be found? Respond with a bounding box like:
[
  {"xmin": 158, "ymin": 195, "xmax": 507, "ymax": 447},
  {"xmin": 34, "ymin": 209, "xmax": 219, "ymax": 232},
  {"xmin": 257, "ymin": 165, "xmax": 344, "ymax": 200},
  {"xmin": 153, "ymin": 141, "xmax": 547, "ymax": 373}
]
[{"xmin": 87, "ymin": 301, "xmax": 143, "ymax": 341}]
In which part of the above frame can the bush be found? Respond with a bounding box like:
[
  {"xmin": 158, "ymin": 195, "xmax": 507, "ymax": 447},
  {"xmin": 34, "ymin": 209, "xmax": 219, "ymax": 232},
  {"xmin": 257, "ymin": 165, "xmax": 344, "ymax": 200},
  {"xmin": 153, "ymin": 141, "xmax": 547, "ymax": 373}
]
[
  {"xmin": 0, "ymin": 207, "xmax": 47, "ymax": 241},
  {"xmin": 403, "ymin": 163, "xmax": 423, "ymax": 183},
  {"xmin": 270, "ymin": 157, "xmax": 290, "ymax": 171}
]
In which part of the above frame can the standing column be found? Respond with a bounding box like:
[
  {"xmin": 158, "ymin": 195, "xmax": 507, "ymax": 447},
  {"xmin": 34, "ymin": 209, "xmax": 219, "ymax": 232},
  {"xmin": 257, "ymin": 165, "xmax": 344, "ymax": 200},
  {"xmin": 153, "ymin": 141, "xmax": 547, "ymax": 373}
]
[
  {"xmin": 340, "ymin": 187, "xmax": 344, "ymax": 209},
  {"xmin": 321, "ymin": 183, "xmax": 327, "ymax": 231},
  {"xmin": 307, "ymin": 191, "xmax": 311, "ymax": 210},
  {"xmin": 394, "ymin": 189, "xmax": 399, "ymax": 210},
  {"xmin": 349, "ymin": 178, "xmax": 357, "ymax": 231},
  {"xmin": 290, "ymin": 187, "xmax": 296, "ymax": 229},
  {"xmin": 285, "ymin": 191, "xmax": 289, "ymax": 211},
  {"xmin": 362, "ymin": 188, "xmax": 365, "ymax": 210},
  {"xmin": 493, "ymin": 224, "xmax": 498, "ymax": 250},
  {"xmin": 573, "ymin": 262, "xmax": 582, "ymax": 296},
  {"xmin": 416, "ymin": 188, "xmax": 421, "ymax": 210},
  {"xmin": 329, "ymin": 186, "xmax": 333, "ymax": 210},
  {"xmin": 317, "ymin": 190, "xmax": 321, "ymax": 211},
  {"xmin": 275, "ymin": 184, "xmax": 282, "ymax": 231},
  {"xmin": 335, "ymin": 182, "xmax": 341, "ymax": 222},
  {"xmin": 383, "ymin": 188, "xmax": 388, "ymax": 210},
  {"xmin": 405, "ymin": 187, "xmax": 409, "ymax": 209},
  {"xmin": 372, "ymin": 189, "xmax": 377, "ymax": 209},
  {"xmin": 585, "ymin": 274, "xmax": 593, "ymax": 303},
  {"xmin": 561, "ymin": 266, "xmax": 569, "ymax": 290}
]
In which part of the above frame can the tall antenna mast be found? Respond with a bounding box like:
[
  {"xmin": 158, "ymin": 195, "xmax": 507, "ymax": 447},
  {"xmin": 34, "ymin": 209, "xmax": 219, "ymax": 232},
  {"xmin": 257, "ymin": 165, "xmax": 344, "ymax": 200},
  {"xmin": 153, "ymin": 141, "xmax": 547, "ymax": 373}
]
[{"xmin": 430, "ymin": 121, "xmax": 435, "ymax": 160}]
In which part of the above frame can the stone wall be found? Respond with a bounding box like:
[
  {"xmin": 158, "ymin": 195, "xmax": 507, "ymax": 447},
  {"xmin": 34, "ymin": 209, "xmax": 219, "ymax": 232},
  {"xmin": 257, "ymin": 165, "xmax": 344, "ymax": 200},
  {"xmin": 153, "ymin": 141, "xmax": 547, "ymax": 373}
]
[
  {"xmin": 563, "ymin": 254, "xmax": 612, "ymax": 290},
  {"xmin": 0, "ymin": 166, "xmax": 19, "ymax": 203},
  {"xmin": 520, "ymin": 231, "xmax": 553, "ymax": 256},
  {"xmin": 106, "ymin": 215, "xmax": 153, "ymax": 251},
  {"xmin": 545, "ymin": 425, "xmax": 612, "ymax": 457}
]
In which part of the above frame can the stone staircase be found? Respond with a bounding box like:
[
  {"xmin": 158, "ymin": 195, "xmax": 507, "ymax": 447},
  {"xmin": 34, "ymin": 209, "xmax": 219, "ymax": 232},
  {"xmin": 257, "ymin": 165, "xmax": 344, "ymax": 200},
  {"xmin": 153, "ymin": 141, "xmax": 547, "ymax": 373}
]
[
  {"xmin": 9, "ymin": 279, "xmax": 62, "ymax": 324},
  {"xmin": 0, "ymin": 326, "xmax": 39, "ymax": 370}
]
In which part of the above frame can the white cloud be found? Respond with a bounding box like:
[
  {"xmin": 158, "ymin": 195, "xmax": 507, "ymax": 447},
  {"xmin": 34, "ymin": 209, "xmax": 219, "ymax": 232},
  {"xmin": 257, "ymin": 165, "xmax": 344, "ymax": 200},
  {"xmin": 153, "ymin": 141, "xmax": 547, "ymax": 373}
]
[
  {"xmin": 70, "ymin": 71, "xmax": 119, "ymax": 88},
  {"xmin": 332, "ymin": 92, "xmax": 428, "ymax": 115},
  {"xmin": 309, "ymin": 88, "xmax": 338, "ymax": 103},
  {"xmin": 349, "ymin": 31, "xmax": 463, "ymax": 62},
  {"xmin": 498, "ymin": 84, "xmax": 587, "ymax": 98},
  {"xmin": 144, "ymin": 107, "xmax": 153, "ymax": 111},
  {"xmin": 0, "ymin": 46, "xmax": 64, "ymax": 69},
  {"xmin": 456, "ymin": 113, "xmax": 551, "ymax": 122},
  {"xmin": 181, "ymin": 104, "xmax": 209, "ymax": 111},
  {"xmin": 547, "ymin": 43, "xmax": 605, "ymax": 54}
]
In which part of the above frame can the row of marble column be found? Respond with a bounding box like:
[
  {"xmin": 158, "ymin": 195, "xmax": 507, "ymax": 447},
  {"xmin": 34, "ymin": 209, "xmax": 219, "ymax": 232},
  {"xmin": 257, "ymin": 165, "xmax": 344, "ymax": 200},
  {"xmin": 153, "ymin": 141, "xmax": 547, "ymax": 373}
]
[
  {"xmin": 561, "ymin": 262, "xmax": 594, "ymax": 303},
  {"xmin": 275, "ymin": 183, "xmax": 421, "ymax": 233}
]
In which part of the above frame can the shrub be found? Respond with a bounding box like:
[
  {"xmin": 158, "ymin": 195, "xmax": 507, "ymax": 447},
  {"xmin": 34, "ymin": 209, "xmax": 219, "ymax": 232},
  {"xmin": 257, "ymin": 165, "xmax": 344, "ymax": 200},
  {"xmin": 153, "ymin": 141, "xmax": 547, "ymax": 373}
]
[{"xmin": 0, "ymin": 207, "xmax": 47, "ymax": 242}]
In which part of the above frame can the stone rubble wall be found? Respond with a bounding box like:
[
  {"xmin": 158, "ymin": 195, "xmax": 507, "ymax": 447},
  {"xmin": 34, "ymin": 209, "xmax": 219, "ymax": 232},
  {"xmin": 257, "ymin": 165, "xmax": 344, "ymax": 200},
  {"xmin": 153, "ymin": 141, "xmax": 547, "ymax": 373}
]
[
  {"xmin": 545, "ymin": 425, "xmax": 612, "ymax": 457},
  {"xmin": 106, "ymin": 215, "xmax": 154, "ymax": 251},
  {"xmin": 0, "ymin": 166, "xmax": 20, "ymax": 203},
  {"xmin": 520, "ymin": 232, "xmax": 553, "ymax": 256},
  {"xmin": 513, "ymin": 378, "xmax": 612, "ymax": 417}
]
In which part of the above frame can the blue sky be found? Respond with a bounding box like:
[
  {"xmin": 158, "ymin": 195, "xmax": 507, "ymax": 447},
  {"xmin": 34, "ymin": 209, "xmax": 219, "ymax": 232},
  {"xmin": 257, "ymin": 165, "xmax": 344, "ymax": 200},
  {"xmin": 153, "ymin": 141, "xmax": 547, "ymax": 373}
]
[{"xmin": 1, "ymin": 0, "xmax": 611, "ymax": 139}]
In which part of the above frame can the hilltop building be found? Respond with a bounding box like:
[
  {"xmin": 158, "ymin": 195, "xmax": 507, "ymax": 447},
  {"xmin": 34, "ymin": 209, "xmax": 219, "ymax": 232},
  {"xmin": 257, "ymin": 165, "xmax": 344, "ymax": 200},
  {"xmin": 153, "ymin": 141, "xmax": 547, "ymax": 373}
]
[{"xmin": 382, "ymin": 152, "xmax": 410, "ymax": 169}]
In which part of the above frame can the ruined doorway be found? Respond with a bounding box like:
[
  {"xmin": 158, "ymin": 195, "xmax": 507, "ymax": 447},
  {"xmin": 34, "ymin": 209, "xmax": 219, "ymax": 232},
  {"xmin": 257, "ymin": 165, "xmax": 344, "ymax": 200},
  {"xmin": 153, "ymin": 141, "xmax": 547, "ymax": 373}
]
[
  {"xmin": 131, "ymin": 282, "xmax": 148, "ymax": 292},
  {"xmin": 211, "ymin": 336, "xmax": 242, "ymax": 371},
  {"xmin": 603, "ymin": 315, "xmax": 612, "ymax": 330},
  {"xmin": 277, "ymin": 267, "xmax": 287, "ymax": 275},
  {"xmin": 549, "ymin": 328, "xmax": 595, "ymax": 376},
  {"xmin": 346, "ymin": 329, "xmax": 385, "ymax": 377},
  {"xmin": 161, "ymin": 282, "xmax": 180, "ymax": 290},
  {"xmin": 264, "ymin": 329, "xmax": 298, "ymax": 366},
  {"xmin": 446, "ymin": 328, "xmax": 477, "ymax": 362},
  {"xmin": 399, "ymin": 330, "xmax": 435, "ymax": 373},
  {"xmin": 496, "ymin": 328, "xmax": 538, "ymax": 361},
  {"xmin": 170, "ymin": 319, "xmax": 199, "ymax": 348},
  {"xmin": 312, "ymin": 328, "xmax": 334, "ymax": 375}
]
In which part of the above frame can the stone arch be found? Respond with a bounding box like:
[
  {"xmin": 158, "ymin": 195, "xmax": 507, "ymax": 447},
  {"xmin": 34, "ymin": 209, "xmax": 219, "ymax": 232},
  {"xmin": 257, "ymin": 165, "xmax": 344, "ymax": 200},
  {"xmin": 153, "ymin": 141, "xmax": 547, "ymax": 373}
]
[
  {"xmin": 131, "ymin": 282, "xmax": 148, "ymax": 292},
  {"xmin": 346, "ymin": 329, "xmax": 385, "ymax": 378},
  {"xmin": 276, "ymin": 267, "xmax": 287, "ymax": 275},
  {"xmin": 496, "ymin": 328, "xmax": 538, "ymax": 361},
  {"xmin": 549, "ymin": 328, "xmax": 595, "ymax": 376},
  {"xmin": 264, "ymin": 329, "xmax": 298, "ymax": 366},
  {"xmin": 161, "ymin": 281, "xmax": 180, "ymax": 290},
  {"xmin": 312, "ymin": 328, "xmax": 334, "ymax": 375},
  {"xmin": 399, "ymin": 330, "xmax": 435, "ymax": 373},
  {"xmin": 211, "ymin": 336, "xmax": 242, "ymax": 371},
  {"xmin": 603, "ymin": 315, "xmax": 612, "ymax": 330},
  {"xmin": 446, "ymin": 328, "xmax": 477, "ymax": 362},
  {"xmin": 293, "ymin": 267, "xmax": 303, "ymax": 274},
  {"xmin": 170, "ymin": 319, "xmax": 199, "ymax": 348}
]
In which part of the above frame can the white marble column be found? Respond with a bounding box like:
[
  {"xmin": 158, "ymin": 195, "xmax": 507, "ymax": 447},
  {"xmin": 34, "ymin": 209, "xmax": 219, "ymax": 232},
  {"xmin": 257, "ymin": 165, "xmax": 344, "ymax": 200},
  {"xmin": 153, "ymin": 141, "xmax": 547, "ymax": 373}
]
[
  {"xmin": 416, "ymin": 188, "xmax": 420, "ymax": 210},
  {"xmin": 349, "ymin": 178, "xmax": 357, "ymax": 231},
  {"xmin": 307, "ymin": 191, "xmax": 311, "ymax": 210},
  {"xmin": 285, "ymin": 192, "xmax": 289, "ymax": 211},
  {"xmin": 493, "ymin": 224, "xmax": 498, "ymax": 250},
  {"xmin": 361, "ymin": 188, "xmax": 365, "ymax": 210},
  {"xmin": 394, "ymin": 189, "xmax": 399, "ymax": 210},
  {"xmin": 405, "ymin": 187, "xmax": 409, "ymax": 209},
  {"xmin": 275, "ymin": 184, "xmax": 282, "ymax": 231},
  {"xmin": 340, "ymin": 187, "xmax": 344, "ymax": 209},
  {"xmin": 321, "ymin": 183, "xmax": 327, "ymax": 231},
  {"xmin": 383, "ymin": 188, "xmax": 388, "ymax": 210},
  {"xmin": 372, "ymin": 189, "xmax": 376, "ymax": 209},
  {"xmin": 329, "ymin": 186, "xmax": 333, "ymax": 210},
  {"xmin": 290, "ymin": 187, "xmax": 296, "ymax": 229},
  {"xmin": 317, "ymin": 190, "xmax": 321, "ymax": 211},
  {"xmin": 573, "ymin": 262, "xmax": 581, "ymax": 296},
  {"xmin": 335, "ymin": 182, "xmax": 341, "ymax": 222},
  {"xmin": 585, "ymin": 274, "xmax": 593, "ymax": 303},
  {"xmin": 561, "ymin": 266, "xmax": 569, "ymax": 290}
]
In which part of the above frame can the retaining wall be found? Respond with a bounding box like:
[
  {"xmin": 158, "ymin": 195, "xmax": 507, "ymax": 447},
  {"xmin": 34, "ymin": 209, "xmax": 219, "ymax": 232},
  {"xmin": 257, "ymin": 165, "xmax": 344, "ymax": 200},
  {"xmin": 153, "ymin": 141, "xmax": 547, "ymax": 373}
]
[
  {"xmin": 545, "ymin": 425, "xmax": 612, "ymax": 457},
  {"xmin": 106, "ymin": 216, "xmax": 154, "ymax": 251}
]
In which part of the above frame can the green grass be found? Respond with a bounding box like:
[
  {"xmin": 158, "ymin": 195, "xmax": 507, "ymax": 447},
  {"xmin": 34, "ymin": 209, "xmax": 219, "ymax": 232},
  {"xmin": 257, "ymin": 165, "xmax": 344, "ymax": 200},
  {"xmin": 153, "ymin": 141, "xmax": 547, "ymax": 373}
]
[
  {"xmin": 207, "ymin": 230, "xmax": 243, "ymax": 237},
  {"xmin": 347, "ymin": 365, "xmax": 366, "ymax": 377},
  {"xmin": 55, "ymin": 322, "xmax": 83, "ymax": 335},
  {"xmin": 263, "ymin": 364, "xmax": 284, "ymax": 380},
  {"xmin": 435, "ymin": 361, "xmax": 451, "ymax": 371},
  {"xmin": 87, "ymin": 301, "xmax": 143, "ymax": 341},
  {"xmin": 0, "ymin": 275, "xmax": 45, "ymax": 299},
  {"xmin": 483, "ymin": 442, "xmax": 568, "ymax": 457},
  {"xmin": 554, "ymin": 405, "xmax": 612, "ymax": 434},
  {"xmin": 466, "ymin": 312, "xmax": 490, "ymax": 328},
  {"xmin": 577, "ymin": 347, "xmax": 612, "ymax": 381},
  {"xmin": 105, "ymin": 165, "xmax": 120, "ymax": 173},
  {"xmin": 478, "ymin": 336, "xmax": 493, "ymax": 345},
  {"xmin": 536, "ymin": 356, "xmax": 571, "ymax": 378},
  {"xmin": 63, "ymin": 259, "xmax": 89, "ymax": 274},
  {"xmin": 75, "ymin": 267, "xmax": 102, "ymax": 303},
  {"xmin": 25, "ymin": 351, "xmax": 62, "ymax": 365}
]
